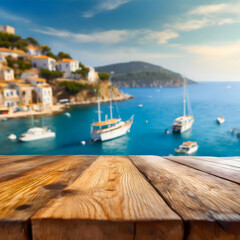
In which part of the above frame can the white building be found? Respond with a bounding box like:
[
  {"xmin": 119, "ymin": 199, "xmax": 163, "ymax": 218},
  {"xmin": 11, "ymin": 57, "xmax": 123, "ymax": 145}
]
[
  {"xmin": 15, "ymin": 82, "xmax": 33, "ymax": 106},
  {"xmin": 56, "ymin": 58, "xmax": 79, "ymax": 78},
  {"xmin": 20, "ymin": 68, "xmax": 39, "ymax": 81},
  {"xmin": 32, "ymin": 55, "xmax": 56, "ymax": 71},
  {"xmin": 35, "ymin": 85, "xmax": 53, "ymax": 107},
  {"xmin": 0, "ymin": 66, "xmax": 15, "ymax": 81},
  {"xmin": 87, "ymin": 66, "xmax": 98, "ymax": 82},
  {"xmin": 0, "ymin": 54, "xmax": 6, "ymax": 64},
  {"xmin": 0, "ymin": 25, "xmax": 15, "ymax": 34},
  {"xmin": 3, "ymin": 88, "xmax": 19, "ymax": 108},
  {"xmin": 26, "ymin": 45, "xmax": 41, "ymax": 56},
  {"xmin": 23, "ymin": 74, "xmax": 53, "ymax": 107},
  {"xmin": 0, "ymin": 48, "xmax": 27, "ymax": 58}
]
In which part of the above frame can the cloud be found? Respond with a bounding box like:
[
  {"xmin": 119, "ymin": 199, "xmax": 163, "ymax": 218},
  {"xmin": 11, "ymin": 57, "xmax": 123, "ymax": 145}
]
[
  {"xmin": 33, "ymin": 26, "xmax": 180, "ymax": 45},
  {"xmin": 168, "ymin": 19, "xmax": 210, "ymax": 31},
  {"xmin": 33, "ymin": 27, "xmax": 130, "ymax": 44},
  {"xmin": 182, "ymin": 41, "xmax": 240, "ymax": 59},
  {"xmin": 0, "ymin": 8, "xmax": 30, "ymax": 23},
  {"xmin": 82, "ymin": 0, "xmax": 133, "ymax": 18},
  {"xmin": 188, "ymin": 3, "xmax": 240, "ymax": 16},
  {"xmin": 143, "ymin": 30, "xmax": 179, "ymax": 44},
  {"xmin": 174, "ymin": 41, "xmax": 240, "ymax": 81}
]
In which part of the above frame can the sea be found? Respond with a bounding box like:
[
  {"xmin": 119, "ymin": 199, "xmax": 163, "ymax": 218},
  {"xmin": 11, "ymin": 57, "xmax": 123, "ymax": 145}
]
[{"xmin": 1, "ymin": 82, "xmax": 240, "ymax": 156}]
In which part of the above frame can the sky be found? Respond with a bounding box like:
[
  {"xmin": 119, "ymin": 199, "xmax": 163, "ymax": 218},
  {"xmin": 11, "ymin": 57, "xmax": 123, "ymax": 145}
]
[{"xmin": 0, "ymin": 0, "xmax": 240, "ymax": 81}]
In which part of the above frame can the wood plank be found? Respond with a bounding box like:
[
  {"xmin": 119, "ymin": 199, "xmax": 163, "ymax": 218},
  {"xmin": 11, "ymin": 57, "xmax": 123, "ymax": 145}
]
[
  {"xmin": 32, "ymin": 155, "xmax": 183, "ymax": 240},
  {"xmin": 0, "ymin": 155, "xmax": 98, "ymax": 240},
  {"xmin": 129, "ymin": 156, "xmax": 240, "ymax": 240},
  {"xmin": 165, "ymin": 156, "xmax": 240, "ymax": 184},
  {"xmin": 0, "ymin": 155, "xmax": 38, "ymax": 167},
  {"xmin": 0, "ymin": 155, "xmax": 66, "ymax": 181},
  {"xmin": 192, "ymin": 156, "xmax": 240, "ymax": 169}
]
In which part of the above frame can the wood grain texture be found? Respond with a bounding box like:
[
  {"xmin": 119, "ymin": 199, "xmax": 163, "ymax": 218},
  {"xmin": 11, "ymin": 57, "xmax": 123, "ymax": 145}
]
[
  {"xmin": 32, "ymin": 155, "xmax": 183, "ymax": 240},
  {"xmin": 0, "ymin": 155, "xmax": 98, "ymax": 240},
  {"xmin": 190, "ymin": 156, "xmax": 240, "ymax": 169},
  {"xmin": 129, "ymin": 156, "xmax": 240, "ymax": 240},
  {"xmin": 0, "ymin": 155, "xmax": 64, "ymax": 181},
  {"xmin": 166, "ymin": 156, "xmax": 240, "ymax": 184}
]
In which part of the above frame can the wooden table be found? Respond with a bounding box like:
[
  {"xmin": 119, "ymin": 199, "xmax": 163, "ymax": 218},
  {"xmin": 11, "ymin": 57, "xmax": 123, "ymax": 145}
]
[{"xmin": 0, "ymin": 155, "xmax": 239, "ymax": 240}]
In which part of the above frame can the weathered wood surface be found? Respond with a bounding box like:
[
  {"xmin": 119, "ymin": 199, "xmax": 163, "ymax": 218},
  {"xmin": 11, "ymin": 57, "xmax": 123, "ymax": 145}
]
[
  {"xmin": 129, "ymin": 156, "xmax": 240, "ymax": 240},
  {"xmin": 0, "ymin": 155, "xmax": 98, "ymax": 240},
  {"xmin": 32, "ymin": 155, "xmax": 183, "ymax": 240},
  {"xmin": 0, "ymin": 155, "xmax": 239, "ymax": 240},
  {"xmin": 166, "ymin": 155, "xmax": 240, "ymax": 184}
]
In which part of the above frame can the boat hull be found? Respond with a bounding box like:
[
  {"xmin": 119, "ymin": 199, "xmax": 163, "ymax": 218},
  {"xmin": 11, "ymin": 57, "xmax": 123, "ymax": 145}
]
[
  {"xmin": 175, "ymin": 146, "xmax": 199, "ymax": 155},
  {"xmin": 91, "ymin": 121, "xmax": 132, "ymax": 142},
  {"xmin": 19, "ymin": 132, "xmax": 56, "ymax": 142},
  {"xmin": 172, "ymin": 119, "xmax": 194, "ymax": 133}
]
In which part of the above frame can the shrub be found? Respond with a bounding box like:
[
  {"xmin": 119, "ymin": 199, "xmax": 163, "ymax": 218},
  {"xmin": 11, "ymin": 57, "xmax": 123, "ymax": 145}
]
[
  {"xmin": 73, "ymin": 68, "xmax": 89, "ymax": 76},
  {"xmin": 98, "ymin": 72, "xmax": 110, "ymax": 81},
  {"xmin": 40, "ymin": 69, "xmax": 64, "ymax": 81},
  {"xmin": 58, "ymin": 51, "xmax": 71, "ymax": 59},
  {"xmin": 60, "ymin": 81, "xmax": 87, "ymax": 95}
]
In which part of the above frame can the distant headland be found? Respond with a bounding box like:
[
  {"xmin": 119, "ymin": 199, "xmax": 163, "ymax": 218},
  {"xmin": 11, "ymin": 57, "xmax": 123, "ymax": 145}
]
[{"xmin": 96, "ymin": 61, "xmax": 197, "ymax": 88}]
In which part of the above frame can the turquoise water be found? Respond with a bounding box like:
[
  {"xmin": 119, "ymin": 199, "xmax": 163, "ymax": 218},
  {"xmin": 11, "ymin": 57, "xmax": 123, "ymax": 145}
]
[{"xmin": 1, "ymin": 82, "xmax": 240, "ymax": 156}]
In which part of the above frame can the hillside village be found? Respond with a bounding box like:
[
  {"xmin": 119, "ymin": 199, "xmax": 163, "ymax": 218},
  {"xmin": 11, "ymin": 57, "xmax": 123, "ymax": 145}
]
[{"xmin": 0, "ymin": 25, "xmax": 128, "ymax": 119}]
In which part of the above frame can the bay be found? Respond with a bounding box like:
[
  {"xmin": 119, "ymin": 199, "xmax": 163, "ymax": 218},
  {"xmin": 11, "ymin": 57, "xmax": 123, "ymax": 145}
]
[{"xmin": 0, "ymin": 82, "xmax": 240, "ymax": 156}]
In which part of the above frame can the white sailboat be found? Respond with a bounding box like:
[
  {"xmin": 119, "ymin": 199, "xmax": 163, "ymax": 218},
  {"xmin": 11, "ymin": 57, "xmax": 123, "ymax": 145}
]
[
  {"xmin": 172, "ymin": 76, "xmax": 194, "ymax": 133},
  {"xmin": 91, "ymin": 73, "xmax": 134, "ymax": 142},
  {"xmin": 19, "ymin": 109, "xmax": 55, "ymax": 142}
]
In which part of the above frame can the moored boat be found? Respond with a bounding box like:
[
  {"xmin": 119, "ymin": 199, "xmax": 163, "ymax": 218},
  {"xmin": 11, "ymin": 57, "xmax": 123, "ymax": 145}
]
[
  {"xmin": 175, "ymin": 141, "xmax": 199, "ymax": 154},
  {"xmin": 91, "ymin": 72, "xmax": 134, "ymax": 142},
  {"xmin": 217, "ymin": 116, "xmax": 225, "ymax": 124},
  {"xmin": 172, "ymin": 76, "xmax": 194, "ymax": 133},
  {"xmin": 19, "ymin": 127, "xmax": 55, "ymax": 141}
]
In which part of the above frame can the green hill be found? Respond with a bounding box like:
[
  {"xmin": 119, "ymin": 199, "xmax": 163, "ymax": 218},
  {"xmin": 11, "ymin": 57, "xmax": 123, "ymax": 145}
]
[{"xmin": 95, "ymin": 61, "xmax": 196, "ymax": 88}]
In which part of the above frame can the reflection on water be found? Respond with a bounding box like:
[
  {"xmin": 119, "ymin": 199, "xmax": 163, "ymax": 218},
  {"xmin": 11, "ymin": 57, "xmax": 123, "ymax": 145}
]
[{"xmin": 101, "ymin": 135, "xmax": 130, "ymax": 154}]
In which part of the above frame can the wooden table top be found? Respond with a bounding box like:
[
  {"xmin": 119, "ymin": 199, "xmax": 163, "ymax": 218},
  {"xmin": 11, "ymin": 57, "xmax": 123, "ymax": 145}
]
[{"xmin": 0, "ymin": 155, "xmax": 239, "ymax": 240}]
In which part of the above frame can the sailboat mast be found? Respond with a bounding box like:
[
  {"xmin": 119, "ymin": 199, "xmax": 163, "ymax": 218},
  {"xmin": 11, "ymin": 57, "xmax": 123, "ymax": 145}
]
[
  {"xmin": 183, "ymin": 76, "xmax": 186, "ymax": 116},
  {"xmin": 109, "ymin": 72, "xmax": 114, "ymax": 120},
  {"xmin": 97, "ymin": 97, "xmax": 101, "ymax": 123}
]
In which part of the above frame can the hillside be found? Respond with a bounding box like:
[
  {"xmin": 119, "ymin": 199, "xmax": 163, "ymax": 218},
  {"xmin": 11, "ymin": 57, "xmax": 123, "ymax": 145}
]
[{"xmin": 96, "ymin": 61, "xmax": 196, "ymax": 88}]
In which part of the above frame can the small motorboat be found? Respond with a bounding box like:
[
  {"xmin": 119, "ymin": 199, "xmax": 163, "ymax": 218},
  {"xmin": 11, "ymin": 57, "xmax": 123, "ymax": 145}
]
[
  {"xmin": 217, "ymin": 116, "xmax": 225, "ymax": 124},
  {"xmin": 175, "ymin": 141, "xmax": 199, "ymax": 155},
  {"xmin": 138, "ymin": 104, "xmax": 143, "ymax": 108},
  {"xmin": 19, "ymin": 127, "xmax": 55, "ymax": 142}
]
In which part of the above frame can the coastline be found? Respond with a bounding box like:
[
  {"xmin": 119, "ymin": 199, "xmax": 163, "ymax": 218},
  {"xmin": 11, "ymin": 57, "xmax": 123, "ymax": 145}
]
[{"xmin": 0, "ymin": 94, "xmax": 133, "ymax": 120}]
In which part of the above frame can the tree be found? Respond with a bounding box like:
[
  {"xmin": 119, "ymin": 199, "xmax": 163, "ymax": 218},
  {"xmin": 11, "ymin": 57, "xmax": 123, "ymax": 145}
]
[
  {"xmin": 98, "ymin": 72, "xmax": 110, "ymax": 81},
  {"xmin": 74, "ymin": 68, "xmax": 89, "ymax": 76},
  {"xmin": 39, "ymin": 69, "xmax": 64, "ymax": 82},
  {"xmin": 27, "ymin": 37, "xmax": 39, "ymax": 46},
  {"xmin": 13, "ymin": 39, "xmax": 29, "ymax": 51},
  {"xmin": 41, "ymin": 45, "xmax": 51, "ymax": 54},
  {"xmin": 46, "ymin": 52, "xmax": 59, "ymax": 60},
  {"xmin": 60, "ymin": 81, "xmax": 86, "ymax": 95},
  {"xmin": 58, "ymin": 51, "xmax": 72, "ymax": 59}
]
